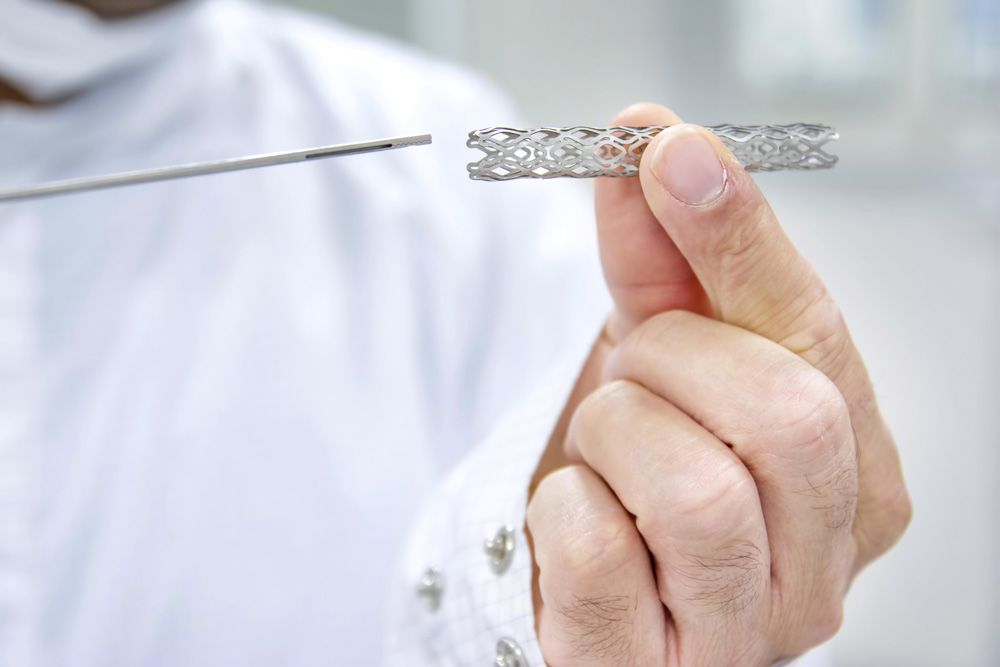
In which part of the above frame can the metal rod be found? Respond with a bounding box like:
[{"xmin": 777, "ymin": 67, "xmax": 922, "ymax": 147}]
[{"xmin": 0, "ymin": 133, "xmax": 432, "ymax": 203}]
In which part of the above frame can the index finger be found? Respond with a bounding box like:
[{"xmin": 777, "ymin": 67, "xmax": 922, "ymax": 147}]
[{"xmin": 595, "ymin": 103, "xmax": 713, "ymax": 345}]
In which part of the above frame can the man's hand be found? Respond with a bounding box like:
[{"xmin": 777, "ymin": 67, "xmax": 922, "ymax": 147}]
[{"xmin": 526, "ymin": 104, "xmax": 911, "ymax": 666}]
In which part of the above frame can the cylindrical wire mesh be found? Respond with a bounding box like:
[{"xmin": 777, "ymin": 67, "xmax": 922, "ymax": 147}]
[{"xmin": 467, "ymin": 124, "xmax": 839, "ymax": 181}]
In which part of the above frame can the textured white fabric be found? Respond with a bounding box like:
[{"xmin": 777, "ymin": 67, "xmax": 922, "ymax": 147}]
[
  {"xmin": 0, "ymin": 1, "xmax": 610, "ymax": 664},
  {"xmin": 388, "ymin": 340, "xmax": 833, "ymax": 667},
  {"xmin": 0, "ymin": 211, "xmax": 40, "ymax": 666},
  {"xmin": 0, "ymin": 0, "xmax": 203, "ymax": 101},
  {"xmin": 387, "ymin": 335, "xmax": 599, "ymax": 667},
  {"xmin": 0, "ymin": 2, "xmax": 838, "ymax": 665}
]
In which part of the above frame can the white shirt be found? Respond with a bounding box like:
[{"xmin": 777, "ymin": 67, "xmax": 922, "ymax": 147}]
[
  {"xmin": 388, "ymin": 348, "xmax": 831, "ymax": 667},
  {"xmin": 0, "ymin": 1, "xmax": 610, "ymax": 664}
]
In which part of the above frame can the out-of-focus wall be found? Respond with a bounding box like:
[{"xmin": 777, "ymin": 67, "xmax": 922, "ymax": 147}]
[
  {"xmin": 271, "ymin": 1, "xmax": 1000, "ymax": 665},
  {"xmin": 277, "ymin": 0, "xmax": 1000, "ymax": 166}
]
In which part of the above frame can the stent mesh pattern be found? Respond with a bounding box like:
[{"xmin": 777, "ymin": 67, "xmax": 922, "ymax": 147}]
[{"xmin": 467, "ymin": 124, "xmax": 839, "ymax": 181}]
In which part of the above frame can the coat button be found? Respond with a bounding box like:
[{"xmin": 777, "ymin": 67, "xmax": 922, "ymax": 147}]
[
  {"xmin": 483, "ymin": 525, "xmax": 515, "ymax": 575},
  {"xmin": 493, "ymin": 637, "xmax": 524, "ymax": 667},
  {"xmin": 416, "ymin": 567, "xmax": 443, "ymax": 612}
]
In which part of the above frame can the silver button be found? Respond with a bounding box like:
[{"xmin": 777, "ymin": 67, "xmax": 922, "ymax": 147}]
[
  {"xmin": 416, "ymin": 567, "xmax": 443, "ymax": 612},
  {"xmin": 494, "ymin": 637, "xmax": 524, "ymax": 667},
  {"xmin": 484, "ymin": 525, "xmax": 515, "ymax": 575}
]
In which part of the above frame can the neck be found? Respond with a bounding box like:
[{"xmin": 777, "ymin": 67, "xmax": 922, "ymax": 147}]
[
  {"xmin": 64, "ymin": 0, "xmax": 183, "ymax": 20},
  {"xmin": 0, "ymin": 78, "xmax": 40, "ymax": 107}
]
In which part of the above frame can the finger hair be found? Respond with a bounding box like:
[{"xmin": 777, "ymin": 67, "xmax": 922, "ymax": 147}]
[
  {"xmin": 554, "ymin": 593, "xmax": 637, "ymax": 662},
  {"xmin": 790, "ymin": 467, "xmax": 858, "ymax": 532},
  {"xmin": 671, "ymin": 539, "xmax": 766, "ymax": 621}
]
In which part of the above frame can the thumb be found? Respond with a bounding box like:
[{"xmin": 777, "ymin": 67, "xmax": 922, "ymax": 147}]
[{"xmin": 596, "ymin": 103, "xmax": 712, "ymax": 345}]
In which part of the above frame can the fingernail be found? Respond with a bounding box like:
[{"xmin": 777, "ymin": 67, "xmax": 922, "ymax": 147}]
[{"xmin": 652, "ymin": 128, "xmax": 727, "ymax": 206}]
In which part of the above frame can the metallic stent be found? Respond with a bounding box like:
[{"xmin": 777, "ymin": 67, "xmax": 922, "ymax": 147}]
[
  {"xmin": 0, "ymin": 134, "xmax": 432, "ymax": 203},
  {"xmin": 467, "ymin": 125, "xmax": 839, "ymax": 181}
]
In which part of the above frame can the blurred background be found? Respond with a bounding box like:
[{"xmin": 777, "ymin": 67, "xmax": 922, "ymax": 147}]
[{"xmin": 265, "ymin": 0, "xmax": 1000, "ymax": 665}]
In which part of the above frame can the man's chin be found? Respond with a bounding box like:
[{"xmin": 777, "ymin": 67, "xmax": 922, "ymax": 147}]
[{"xmin": 60, "ymin": 0, "xmax": 184, "ymax": 19}]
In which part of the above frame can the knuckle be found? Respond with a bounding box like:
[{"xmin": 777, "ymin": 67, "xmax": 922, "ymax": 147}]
[
  {"xmin": 527, "ymin": 465, "xmax": 588, "ymax": 522},
  {"xmin": 817, "ymin": 596, "xmax": 846, "ymax": 641},
  {"xmin": 786, "ymin": 597, "xmax": 845, "ymax": 653},
  {"xmin": 762, "ymin": 365, "xmax": 861, "ymax": 531},
  {"xmin": 870, "ymin": 454, "xmax": 914, "ymax": 539},
  {"xmin": 617, "ymin": 310, "xmax": 693, "ymax": 367},
  {"xmin": 634, "ymin": 309, "xmax": 694, "ymax": 344},
  {"xmin": 783, "ymin": 291, "xmax": 849, "ymax": 369},
  {"xmin": 856, "ymin": 476, "xmax": 913, "ymax": 559},
  {"xmin": 884, "ymin": 482, "xmax": 914, "ymax": 536},
  {"xmin": 769, "ymin": 366, "xmax": 852, "ymax": 464},
  {"xmin": 651, "ymin": 454, "xmax": 758, "ymax": 539},
  {"xmin": 547, "ymin": 509, "xmax": 643, "ymax": 584},
  {"xmin": 529, "ymin": 467, "xmax": 643, "ymax": 583},
  {"xmin": 570, "ymin": 379, "xmax": 640, "ymax": 436},
  {"xmin": 806, "ymin": 596, "xmax": 846, "ymax": 648},
  {"xmin": 818, "ymin": 468, "xmax": 859, "ymax": 531},
  {"xmin": 582, "ymin": 378, "xmax": 635, "ymax": 415},
  {"xmin": 848, "ymin": 380, "xmax": 882, "ymax": 426},
  {"xmin": 776, "ymin": 584, "xmax": 846, "ymax": 655}
]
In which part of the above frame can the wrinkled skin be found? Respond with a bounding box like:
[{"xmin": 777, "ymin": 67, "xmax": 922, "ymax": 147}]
[{"xmin": 527, "ymin": 103, "xmax": 911, "ymax": 667}]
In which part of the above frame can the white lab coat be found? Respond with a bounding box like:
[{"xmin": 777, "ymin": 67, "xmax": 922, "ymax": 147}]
[{"xmin": 0, "ymin": 0, "xmax": 610, "ymax": 664}]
